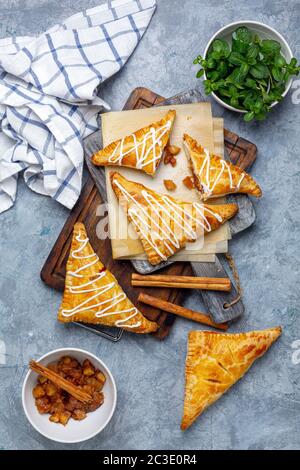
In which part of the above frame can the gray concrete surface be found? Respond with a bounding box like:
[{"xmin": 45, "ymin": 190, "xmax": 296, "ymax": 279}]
[{"xmin": 0, "ymin": 0, "xmax": 300, "ymax": 450}]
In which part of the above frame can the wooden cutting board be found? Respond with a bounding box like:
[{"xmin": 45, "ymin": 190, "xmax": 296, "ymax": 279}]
[{"xmin": 41, "ymin": 87, "xmax": 257, "ymax": 339}]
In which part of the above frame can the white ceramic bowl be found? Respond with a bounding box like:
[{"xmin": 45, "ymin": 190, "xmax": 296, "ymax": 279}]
[
  {"xmin": 203, "ymin": 21, "xmax": 293, "ymax": 112},
  {"xmin": 22, "ymin": 348, "xmax": 117, "ymax": 444}
]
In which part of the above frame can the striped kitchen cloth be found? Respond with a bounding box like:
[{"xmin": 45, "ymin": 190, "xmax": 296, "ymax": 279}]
[{"xmin": 0, "ymin": 0, "xmax": 156, "ymax": 213}]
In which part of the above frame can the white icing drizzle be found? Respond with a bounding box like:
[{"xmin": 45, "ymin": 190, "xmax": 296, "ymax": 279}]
[
  {"xmin": 108, "ymin": 121, "xmax": 172, "ymax": 173},
  {"xmin": 199, "ymin": 148, "xmax": 245, "ymax": 197},
  {"xmin": 113, "ymin": 179, "xmax": 223, "ymax": 262},
  {"xmin": 61, "ymin": 234, "xmax": 141, "ymax": 329}
]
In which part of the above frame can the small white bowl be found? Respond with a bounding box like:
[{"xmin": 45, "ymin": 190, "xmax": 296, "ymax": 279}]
[
  {"xmin": 203, "ymin": 21, "xmax": 294, "ymax": 112},
  {"xmin": 22, "ymin": 348, "xmax": 117, "ymax": 444}
]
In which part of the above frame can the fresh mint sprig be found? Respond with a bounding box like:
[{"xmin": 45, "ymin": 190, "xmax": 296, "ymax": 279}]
[{"xmin": 194, "ymin": 26, "xmax": 300, "ymax": 121}]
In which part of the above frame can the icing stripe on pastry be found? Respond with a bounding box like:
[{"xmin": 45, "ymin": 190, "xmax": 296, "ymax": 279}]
[
  {"xmin": 113, "ymin": 178, "xmax": 223, "ymax": 262},
  {"xmin": 198, "ymin": 148, "xmax": 245, "ymax": 197},
  {"xmin": 62, "ymin": 234, "xmax": 141, "ymax": 328},
  {"xmin": 109, "ymin": 121, "xmax": 172, "ymax": 174}
]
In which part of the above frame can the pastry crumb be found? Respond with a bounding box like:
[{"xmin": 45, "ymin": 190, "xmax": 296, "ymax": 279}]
[
  {"xmin": 170, "ymin": 157, "xmax": 177, "ymax": 167},
  {"xmin": 166, "ymin": 144, "xmax": 180, "ymax": 156},
  {"xmin": 163, "ymin": 143, "xmax": 180, "ymax": 166},
  {"xmin": 164, "ymin": 179, "xmax": 177, "ymax": 191},
  {"xmin": 164, "ymin": 152, "xmax": 177, "ymax": 166},
  {"xmin": 182, "ymin": 176, "xmax": 195, "ymax": 190},
  {"xmin": 164, "ymin": 152, "xmax": 172, "ymax": 165}
]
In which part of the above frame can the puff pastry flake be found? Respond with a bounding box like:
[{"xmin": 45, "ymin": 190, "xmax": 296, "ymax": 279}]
[
  {"xmin": 181, "ymin": 327, "xmax": 282, "ymax": 430},
  {"xmin": 183, "ymin": 133, "xmax": 262, "ymax": 200},
  {"xmin": 91, "ymin": 110, "xmax": 176, "ymax": 176},
  {"xmin": 57, "ymin": 222, "xmax": 158, "ymax": 334},
  {"xmin": 110, "ymin": 172, "xmax": 238, "ymax": 265}
]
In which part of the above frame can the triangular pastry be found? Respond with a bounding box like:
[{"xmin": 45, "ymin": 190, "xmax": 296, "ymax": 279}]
[
  {"xmin": 181, "ymin": 327, "xmax": 282, "ymax": 430},
  {"xmin": 91, "ymin": 110, "xmax": 176, "ymax": 176},
  {"xmin": 183, "ymin": 133, "xmax": 262, "ymax": 200},
  {"xmin": 110, "ymin": 172, "xmax": 238, "ymax": 266},
  {"xmin": 57, "ymin": 223, "xmax": 158, "ymax": 334}
]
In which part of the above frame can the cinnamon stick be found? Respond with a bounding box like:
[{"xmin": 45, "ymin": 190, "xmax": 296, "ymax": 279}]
[
  {"xmin": 138, "ymin": 293, "xmax": 228, "ymax": 330},
  {"xmin": 132, "ymin": 273, "xmax": 231, "ymax": 292},
  {"xmin": 29, "ymin": 360, "xmax": 92, "ymax": 404}
]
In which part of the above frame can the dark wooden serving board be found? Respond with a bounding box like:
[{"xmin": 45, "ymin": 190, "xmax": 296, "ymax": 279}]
[{"xmin": 41, "ymin": 87, "xmax": 257, "ymax": 339}]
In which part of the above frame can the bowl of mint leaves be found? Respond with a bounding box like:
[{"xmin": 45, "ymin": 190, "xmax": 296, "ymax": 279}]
[{"xmin": 194, "ymin": 21, "xmax": 299, "ymax": 121}]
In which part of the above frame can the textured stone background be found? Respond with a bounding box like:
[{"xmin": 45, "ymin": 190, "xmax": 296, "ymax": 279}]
[{"xmin": 0, "ymin": 0, "xmax": 299, "ymax": 450}]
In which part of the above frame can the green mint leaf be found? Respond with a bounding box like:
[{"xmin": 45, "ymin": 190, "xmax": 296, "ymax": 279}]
[
  {"xmin": 203, "ymin": 79, "xmax": 213, "ymax": 94},
  {"xmin": 232, "ymin": 38, "xmax": 249, "ymax": 54},
  {"xmin": 227, "ymin": 65, "xmax": 248, "ymax": 85},
  {"xmin": 228, "ymin": 51, "xmax": 246, "ymax": 66},
  {"xmin": 206, "ymin": 58, "xmax": 216, "ymax": 69},
  {"xmin": 261, "ymin": 39, "xmax": 281, "ymax": 56},
  {"xmin": 253, "ymin": 96, "xmax": 263, "ymax": 112},
  {"xmin": 240, "ymin": 63, "xmax": 250, "ymax": 76},
  {"xmin": 196, "ymin": 69, "xmax": 205, "ymax": 78},
  {"xmin": 211, "ymin": 82, "xmax": 221, "ymax": 91},
  {"xmin": 212, "ymin": 39, "xmax": 230, "ymax": 58},
  {"xmin": 244, "ymin": 111, "xmax": 255, "ymax": 122},
  {"xmin": 235, "ymin": 26, "xmax": 252, "ymax": 44},
  {"xmin": 271, "ymin": 66, "xmax": 284, "ymax": 81},
  {"xmin": 218, "ymin": 87, "xmax": 231, "ymax": 98},
  {"xmin": 216, "ymin": 60, "xmax": 229, "ymax": 77},
  {"xmin": 230, "ymin": 97, "xmax": 240, "ymax": 108},
  {"xmin": 274, "ymin": 54, "xmax": 286, "ymax": 68},
  {"xmin": 268, "ymin": 83, "xmax": 285, "ymax": 102},
  {"xmin": 246, "ymin": 44, "xmax": 259, "ymax": 62},
  {"xmin": 194, "ymin": 55, "xmax": 203, "ymax": 65},
  {"xmin": 250, "ymin": 63, "xmax": 269, "ymax": 79},
  {"xmin": 210, "ymin": 50, "xmax": 222, "ymax": 60},
  {"xmin": 209, "ymin": 70, "xmax": 220, "ymax": 82},
  {"xmin": 238, "ymin": 89, "xmax": 250, "ymax": 99},
  {"xmin": 245, "ymin": 77, "xmax": 257, "ymax": 89},
  {"xmin": 286, "ymin": 58, "xmax": 300, "ymax": 75},
  {"xmin": 243, "ymin": 91, "xmax": 260, "ymax": 110},
  {"xmin": 212, "ymin": 79, "xmax": 226, "ymax": 91},
  {"xmin": 262, "ymin": 93, "xmax": 273, "ymax": 104},
  {"xmin": 228, "ymin": 84, "xmax": 239, "ymax": 97}
]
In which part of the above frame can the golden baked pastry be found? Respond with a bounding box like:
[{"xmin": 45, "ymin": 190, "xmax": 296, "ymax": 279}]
[
  {"xmin": 57, "ymin": 222, "xmax": 158, "ymax": 334},
  {"xmin": 183, "ymin": 133, "xmax": 262, "ymax": 200},
  {"xmin": 110, "ymin": 172, "xmax": 238, "ymax": 266},
  {"xmin": 181, "ymin": 327, "xmax": 282, "ymax": 430},
  {"xmin": 91, "ymin": 110, "xmax": 176, "ymax": 176}
]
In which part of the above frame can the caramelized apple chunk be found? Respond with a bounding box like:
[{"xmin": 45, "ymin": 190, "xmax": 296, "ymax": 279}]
[
  {"xmin": 45, "ymin": 383, "xmax": 57, "ymax": 397},
  {"xmin": 183, "ymin": 176, "xmax": 195, "ymax": 190},
  {"xmin": 83, "ymin": 359, "xmax": 95, "ymax": 377},
  {"xmin": 33, "ymin": 384, "xmax": 46, "ymax": 399},
  {"xmin": 164, "ymin": 179, "xmax": 177, "ymax": 191},
  {"xmin": 72, "ymin": 409, "xmax": 87, "ymax": 421},
  {"xmin": 36, "ymin": 397, "xmax": 51, "ymax": 414}
]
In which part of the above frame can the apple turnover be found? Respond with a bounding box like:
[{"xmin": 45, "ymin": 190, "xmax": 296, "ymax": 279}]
[
  {"xmin": 91, "ymin": 110, "xmax": 176, "ymax": 176},
  {"xmin": 181, "ymin": 327, "xmax": 282, "ymax": 430},
  {"xmin": 57, "ymin": 222, "xmax": 158, "ymax": 333},
  {"xmin": 110, "ymin": 172, "xmax": 238, "ymax": 266},
  {"xmin": 183, "ymin": 133, "xmax": 262, "ymax": 200}
]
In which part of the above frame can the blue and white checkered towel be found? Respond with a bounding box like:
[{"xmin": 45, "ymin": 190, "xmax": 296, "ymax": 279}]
[{"xmin": 0, "ymin": 0, "xmax": 156, "ymax": 213}]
